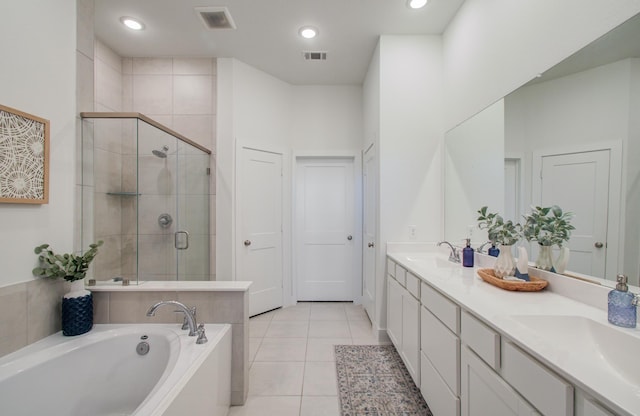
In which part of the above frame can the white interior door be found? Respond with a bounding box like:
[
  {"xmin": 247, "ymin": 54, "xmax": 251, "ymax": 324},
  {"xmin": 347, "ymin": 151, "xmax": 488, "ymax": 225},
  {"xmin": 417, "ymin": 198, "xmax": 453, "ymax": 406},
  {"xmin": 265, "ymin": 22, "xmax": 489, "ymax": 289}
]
[
  {"xmin": 295, "ymin": 157, "xmax": 355, "ymax": 301},
  {"xmin": 537, "ymin": 150, "xmax": 610, "ymax": 277},
  {"xmin": 237, "ymin": 147, "xmax": 283, "ymax": 316},
  {"xmin": 362, "ymin": 145, "xmax": 377, "ymax": 320}
]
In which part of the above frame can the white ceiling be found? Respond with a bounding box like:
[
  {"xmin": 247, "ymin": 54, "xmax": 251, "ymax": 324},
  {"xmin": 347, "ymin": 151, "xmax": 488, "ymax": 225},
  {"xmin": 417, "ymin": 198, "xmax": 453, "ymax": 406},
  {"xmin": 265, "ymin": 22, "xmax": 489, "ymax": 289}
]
[{"xmin": 94, "ymin": 0, "xmax": 465, "ymax": 85}]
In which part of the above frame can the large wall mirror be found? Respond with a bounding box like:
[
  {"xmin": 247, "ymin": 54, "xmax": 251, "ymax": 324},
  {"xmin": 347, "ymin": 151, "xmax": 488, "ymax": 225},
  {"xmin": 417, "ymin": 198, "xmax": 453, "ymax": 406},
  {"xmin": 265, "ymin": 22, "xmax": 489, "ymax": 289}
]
[{"xmin": 444, "ymin": 12, "xmax": 640, "ymax": 286}]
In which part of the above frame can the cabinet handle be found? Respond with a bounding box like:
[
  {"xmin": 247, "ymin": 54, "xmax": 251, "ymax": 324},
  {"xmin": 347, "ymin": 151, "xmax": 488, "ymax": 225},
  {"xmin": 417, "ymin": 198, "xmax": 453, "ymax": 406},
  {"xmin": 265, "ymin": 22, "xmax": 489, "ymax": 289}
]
[{"xmin": 368, "ymin": 242, "xmax": 375, "ymax": 248}]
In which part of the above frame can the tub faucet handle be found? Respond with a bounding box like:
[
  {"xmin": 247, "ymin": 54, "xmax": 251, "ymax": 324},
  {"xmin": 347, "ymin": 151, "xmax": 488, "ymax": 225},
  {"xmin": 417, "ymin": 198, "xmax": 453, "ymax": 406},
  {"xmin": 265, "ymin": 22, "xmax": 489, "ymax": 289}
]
[
  {"xmin": 179, "ymin": 306, "xmax": 197, "ymax": 331},
  {"xmin": 196, "ymin": 323, "xmax": 208, "ymax": 344}
]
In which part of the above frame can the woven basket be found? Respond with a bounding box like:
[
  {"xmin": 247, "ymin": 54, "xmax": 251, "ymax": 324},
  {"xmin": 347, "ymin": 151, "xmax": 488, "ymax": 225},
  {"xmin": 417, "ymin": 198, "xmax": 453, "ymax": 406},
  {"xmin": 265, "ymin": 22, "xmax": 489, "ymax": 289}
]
[
  {"xmin": 477, "ymin": 268, "xmax": 548, "ymax": 292},
  {"xmin": 62, "ymin": 293, "xmax": 93, "ymax": 336}
]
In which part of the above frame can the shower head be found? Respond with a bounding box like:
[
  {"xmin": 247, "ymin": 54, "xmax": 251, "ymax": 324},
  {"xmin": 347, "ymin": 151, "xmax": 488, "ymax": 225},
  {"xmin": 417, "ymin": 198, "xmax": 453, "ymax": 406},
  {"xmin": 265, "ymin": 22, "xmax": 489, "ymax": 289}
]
[{"xmin": 152, "ymin": 145, "xmax": 169, "ymax": 158}]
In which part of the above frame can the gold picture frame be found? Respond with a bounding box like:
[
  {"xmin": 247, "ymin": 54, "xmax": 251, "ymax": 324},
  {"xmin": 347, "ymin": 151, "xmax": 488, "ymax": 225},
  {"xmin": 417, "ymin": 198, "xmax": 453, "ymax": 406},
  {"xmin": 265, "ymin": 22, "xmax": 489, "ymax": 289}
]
[{"xmin": 0, "ymin": 104, "xmax": 50, "ymax": 204}]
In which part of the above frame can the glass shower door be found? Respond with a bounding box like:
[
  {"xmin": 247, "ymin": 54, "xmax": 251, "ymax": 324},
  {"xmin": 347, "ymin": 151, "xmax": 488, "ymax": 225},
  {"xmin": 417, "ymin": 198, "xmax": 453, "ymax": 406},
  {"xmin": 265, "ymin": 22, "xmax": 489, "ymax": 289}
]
[
  {"xmin": 175, "ymin": 140, "xmax": 210, "ymax": 280},
  {"xmin": 136, "ymin": 120, "xmax": 179, "ymax": 281}
]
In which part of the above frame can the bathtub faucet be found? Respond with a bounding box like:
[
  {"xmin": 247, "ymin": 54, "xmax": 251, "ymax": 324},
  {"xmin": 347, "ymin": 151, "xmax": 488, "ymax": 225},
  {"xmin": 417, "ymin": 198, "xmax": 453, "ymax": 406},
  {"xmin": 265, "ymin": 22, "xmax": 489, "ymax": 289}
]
[{"xmin": 146, "ymin": 300, "xmax": 198, "ymax": 336}]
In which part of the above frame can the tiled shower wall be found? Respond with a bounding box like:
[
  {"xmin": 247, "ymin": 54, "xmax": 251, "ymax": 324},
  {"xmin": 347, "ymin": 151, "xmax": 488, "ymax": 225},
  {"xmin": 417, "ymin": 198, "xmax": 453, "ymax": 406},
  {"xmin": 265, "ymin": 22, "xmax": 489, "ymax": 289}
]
[{"xmin": 91, "ymin": 40, "xmax": 217, "ymax": 281}]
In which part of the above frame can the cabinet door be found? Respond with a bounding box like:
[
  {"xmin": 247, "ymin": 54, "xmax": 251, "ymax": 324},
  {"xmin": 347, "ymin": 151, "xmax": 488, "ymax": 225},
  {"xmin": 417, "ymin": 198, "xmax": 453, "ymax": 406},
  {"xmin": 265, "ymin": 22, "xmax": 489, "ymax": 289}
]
[
  {"xmin": 387, "ymin": 277, "xmax": 403, "ymax": 348},
  {"xmin": 402, "ymin": 292, "xmax": 420, "ymax": 385},
  {"xmin": 461, "ymin": 346, "xmax": 539, "ymax": 416}
]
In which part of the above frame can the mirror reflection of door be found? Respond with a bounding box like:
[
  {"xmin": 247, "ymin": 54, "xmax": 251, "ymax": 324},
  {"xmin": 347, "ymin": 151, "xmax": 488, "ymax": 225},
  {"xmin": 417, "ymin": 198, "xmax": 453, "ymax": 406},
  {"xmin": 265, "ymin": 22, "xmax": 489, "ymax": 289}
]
[{"xmin": 535, "ymin": 149, "xmax": 614, "ymax": 277}]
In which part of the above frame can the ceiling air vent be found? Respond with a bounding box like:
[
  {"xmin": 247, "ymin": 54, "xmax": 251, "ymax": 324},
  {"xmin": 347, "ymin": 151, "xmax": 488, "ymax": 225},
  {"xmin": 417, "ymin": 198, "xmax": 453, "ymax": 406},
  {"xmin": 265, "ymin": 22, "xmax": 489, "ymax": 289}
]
[
  {"xmin": 303, "ymin": 51, "xmax": 328, "ymax": 61},
  {"xmin": 195, "ymin": 6, "xmax": 237, "ymax": 30}
]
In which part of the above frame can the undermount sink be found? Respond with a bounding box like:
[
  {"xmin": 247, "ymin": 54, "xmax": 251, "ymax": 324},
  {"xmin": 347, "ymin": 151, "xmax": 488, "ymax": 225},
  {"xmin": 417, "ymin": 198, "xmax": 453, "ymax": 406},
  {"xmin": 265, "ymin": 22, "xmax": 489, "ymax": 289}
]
[
  {"xmin": 405, "ymin": 255, "xmax": 458, "ymax": 268},
  {"xmin": 511, "ymin": 315, "xmax": 640, "ymax": 386}
]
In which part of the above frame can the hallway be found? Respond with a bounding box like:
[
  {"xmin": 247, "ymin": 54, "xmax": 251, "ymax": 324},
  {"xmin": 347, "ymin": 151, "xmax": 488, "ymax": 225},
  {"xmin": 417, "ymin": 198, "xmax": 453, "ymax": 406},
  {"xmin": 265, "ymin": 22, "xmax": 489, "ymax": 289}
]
[{"xmin": 230, "ymin": 302, "xmax": 389, "ymax": 416}]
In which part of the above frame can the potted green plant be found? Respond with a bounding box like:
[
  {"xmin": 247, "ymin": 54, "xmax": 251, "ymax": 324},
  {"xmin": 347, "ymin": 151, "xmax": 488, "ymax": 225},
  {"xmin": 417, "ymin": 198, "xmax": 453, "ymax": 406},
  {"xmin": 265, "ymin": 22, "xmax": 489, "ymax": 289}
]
[
  {"xmin": 33, "ymin": 240, "xmax": 103, "ymax": 336},
  {"xmin": 522, "ymin": 205, "xmax": 574, "ymax": 272},
  {"xmin": 477, "ymin": 206, "xmax": 522, "ymax": 278}
]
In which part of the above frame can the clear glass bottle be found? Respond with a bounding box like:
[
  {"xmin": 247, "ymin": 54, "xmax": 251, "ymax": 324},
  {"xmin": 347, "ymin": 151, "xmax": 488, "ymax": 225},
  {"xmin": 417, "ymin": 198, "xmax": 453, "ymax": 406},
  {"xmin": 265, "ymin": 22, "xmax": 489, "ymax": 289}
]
[{"xmin": 608, "ymin": 274, "xmax": 637, "ymax": 328}]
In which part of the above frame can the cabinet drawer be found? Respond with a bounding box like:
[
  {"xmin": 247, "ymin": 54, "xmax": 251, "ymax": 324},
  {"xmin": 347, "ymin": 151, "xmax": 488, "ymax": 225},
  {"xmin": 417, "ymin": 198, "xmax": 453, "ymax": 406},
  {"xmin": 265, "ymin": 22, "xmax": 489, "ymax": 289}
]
[
  {"xmin": 387, "ymin": 258, "xmax": 396, "ymax": 278},
  {"xmin": 461, "ymin": 311, "xmax": 500, "ymax": 370},
  {"xmin": 578, "ymin": 395, "xmax": 615, "ymax": 416},
  {"xmin": 395, "ymin": 265, "xmax": 407, "ymax": 287},
  {"xmin": 405, "ymin": 271, "xmax": 420, "ymax": 299},
  {"xmin": 421, "ymin": 351, "xmax": 460, "ymax": 416},
  {"xmin": 421, "ymin": 283, "xmax": 459, "ymax": 333},
  {"xmin": 421, "ymin": 306, "xmax": 460, "ymax": 395},
  {"xmin": 502, "ymin": 341, "xmax": 573, "ymax": 416}
]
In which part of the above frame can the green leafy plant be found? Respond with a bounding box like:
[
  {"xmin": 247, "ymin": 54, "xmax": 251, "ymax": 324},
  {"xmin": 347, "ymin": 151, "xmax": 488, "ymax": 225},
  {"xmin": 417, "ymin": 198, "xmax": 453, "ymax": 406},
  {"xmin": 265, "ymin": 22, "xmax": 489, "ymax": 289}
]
[
  {"xmin": 32, "ymin": 241, "xmax": 103, "ymax": 282},
  {"xmin": 477, "ymin": 206, "xmax": 522, "ymax": 246},
  {"xmin": 522, "ymin": 205, "xmax": 575, "ymax": 247}
]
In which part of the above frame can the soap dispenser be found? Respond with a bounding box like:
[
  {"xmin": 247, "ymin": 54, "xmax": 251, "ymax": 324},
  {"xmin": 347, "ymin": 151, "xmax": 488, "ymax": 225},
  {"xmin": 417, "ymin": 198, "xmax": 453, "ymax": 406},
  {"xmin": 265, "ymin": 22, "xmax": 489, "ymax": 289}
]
[
  {"xmin": 462, "ymin": 238, "xmax": 474, "ymax": 267},
  {"xmin": 608, "ymin": 274, "xmax": 637, "ymax": 328},
  {"xmin": 488, "ymin": 243, "xmax": 500, "ymax": 257}
]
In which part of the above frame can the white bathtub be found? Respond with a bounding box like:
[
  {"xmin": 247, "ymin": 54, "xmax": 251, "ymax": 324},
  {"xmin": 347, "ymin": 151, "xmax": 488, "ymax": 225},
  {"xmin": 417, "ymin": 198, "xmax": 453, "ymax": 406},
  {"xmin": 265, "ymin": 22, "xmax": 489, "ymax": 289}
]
[{"xmin": 0, "ymin": 324, "xmax": 231, "ymax": 416}]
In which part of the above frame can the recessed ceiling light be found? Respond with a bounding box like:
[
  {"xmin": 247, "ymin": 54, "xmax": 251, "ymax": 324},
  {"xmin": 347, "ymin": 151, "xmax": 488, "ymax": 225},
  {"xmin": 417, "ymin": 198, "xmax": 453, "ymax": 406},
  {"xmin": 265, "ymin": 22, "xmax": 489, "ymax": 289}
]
[
  {"xmin": 299, "ymin": 26, "xmax": 318, "ymax": 39},
  {"xmin": 407, "ymin": 0, "xmax": 428, "ymax": 9},
  {"xmin": 120, "ymin": 16, "xmax": 145, "ymax": 31}
]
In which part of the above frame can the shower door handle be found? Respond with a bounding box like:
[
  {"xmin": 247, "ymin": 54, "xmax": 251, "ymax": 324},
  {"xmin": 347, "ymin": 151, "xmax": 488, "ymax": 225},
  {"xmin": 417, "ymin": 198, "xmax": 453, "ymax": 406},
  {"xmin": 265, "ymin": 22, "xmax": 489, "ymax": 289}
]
[{"xmin": 175, "ymin": 231, "xmax": 190, "ymax": 250}]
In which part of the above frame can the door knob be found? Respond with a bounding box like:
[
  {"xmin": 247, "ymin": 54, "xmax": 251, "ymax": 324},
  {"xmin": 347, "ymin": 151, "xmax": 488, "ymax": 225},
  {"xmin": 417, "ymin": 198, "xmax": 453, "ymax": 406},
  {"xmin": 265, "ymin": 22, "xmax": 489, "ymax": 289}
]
[
  {"xmin": 347, "ymin": 235, "xmax": 353, "ymax": 241},
  {"xmin": 368, "ymin": 242, "xmax": 375, "ymax": 248},
  {"xmin": 594, "ymin": 242, "xmax": 604, "ymax": 248},
  {"xmin": 244, "ymin": 240, "xmax": 252, "ymax": 246}
]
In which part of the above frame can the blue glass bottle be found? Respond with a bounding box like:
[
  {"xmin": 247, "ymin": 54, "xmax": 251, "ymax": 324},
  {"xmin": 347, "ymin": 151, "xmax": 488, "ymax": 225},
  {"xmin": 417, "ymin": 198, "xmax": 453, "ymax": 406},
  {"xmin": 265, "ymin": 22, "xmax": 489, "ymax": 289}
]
[
  {"xmin": 488, "ymin": 244, "xmax": 500, "ymax": 257},
  {"xmin": 608, "ymin": 274, "xmax": 637, "ymax": 328},
  {"xmin": 462, "ymin": 238, "xmax": 474, "ymax": 267}
]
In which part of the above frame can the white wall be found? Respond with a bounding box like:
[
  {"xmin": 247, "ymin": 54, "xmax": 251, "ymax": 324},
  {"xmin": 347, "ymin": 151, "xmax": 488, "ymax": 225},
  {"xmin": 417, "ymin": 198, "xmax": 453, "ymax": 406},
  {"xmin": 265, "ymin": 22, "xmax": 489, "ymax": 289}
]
[
  {"xmin": 0, "ymin": 0, "xmax": 76, "ymax": 287},
  {"xmin": 374, "ymin": 35, "xmax": 444, "ymax": 329},
  {"xmin": 290, "ymin": 86, "xmax": 363, "ymax": 152},
  {"xmin": 216, "ymin": 58, "xmax": 294, "ymax": 281},
  {"xmin": 443, "ymin": 0, "xmax": 640, "ymax": 131}
]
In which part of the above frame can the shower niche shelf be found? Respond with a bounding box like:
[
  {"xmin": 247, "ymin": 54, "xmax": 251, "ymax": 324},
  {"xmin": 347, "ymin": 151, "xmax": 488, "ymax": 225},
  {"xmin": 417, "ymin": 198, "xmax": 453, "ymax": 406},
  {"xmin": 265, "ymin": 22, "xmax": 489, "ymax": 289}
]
[{"xmin": 106, "ymin": 192, "xmax": 140, "ymax": 196}]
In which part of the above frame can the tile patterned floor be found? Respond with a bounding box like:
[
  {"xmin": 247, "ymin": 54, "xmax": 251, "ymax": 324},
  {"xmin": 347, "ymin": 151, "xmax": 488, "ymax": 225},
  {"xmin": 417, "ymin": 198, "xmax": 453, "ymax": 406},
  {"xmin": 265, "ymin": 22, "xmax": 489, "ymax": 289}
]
[{"xmin": 229, "ymin": 302, "xmax": 389, "ymax": 416}]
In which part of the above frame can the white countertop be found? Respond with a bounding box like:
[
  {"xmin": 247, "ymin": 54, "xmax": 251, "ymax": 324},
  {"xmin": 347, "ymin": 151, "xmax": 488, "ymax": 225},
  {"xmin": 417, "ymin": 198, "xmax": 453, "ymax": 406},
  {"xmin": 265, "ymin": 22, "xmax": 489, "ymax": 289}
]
[
  {"xmin": 88, "ymin": 280, "xmax": 252, "ymax": 292},
  {"xmin": 387, "ymin": 246, "xmax": 640, "ymax": 416}
]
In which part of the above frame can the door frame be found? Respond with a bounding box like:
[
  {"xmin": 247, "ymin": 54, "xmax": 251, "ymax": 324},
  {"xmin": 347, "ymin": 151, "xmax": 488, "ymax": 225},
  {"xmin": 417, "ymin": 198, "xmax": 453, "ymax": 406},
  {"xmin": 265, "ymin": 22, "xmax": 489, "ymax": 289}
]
[
  {"xmin": 235, "ymin": 141, "xmax": 288, "ymax": 310},
  {"xmin": 362, "ymin": 141, "xmax": 377, "ymax": 321},
  {"xmin": 504, "ymin": 152, "xmax": 524, "ymax": 224},
  {"xmin": 531, "ymin": 140, "xmax": 622, "ymax": 280},
  {"xmin": 291, "ymin": 151, "xmax": 362, "ymax": 304}
]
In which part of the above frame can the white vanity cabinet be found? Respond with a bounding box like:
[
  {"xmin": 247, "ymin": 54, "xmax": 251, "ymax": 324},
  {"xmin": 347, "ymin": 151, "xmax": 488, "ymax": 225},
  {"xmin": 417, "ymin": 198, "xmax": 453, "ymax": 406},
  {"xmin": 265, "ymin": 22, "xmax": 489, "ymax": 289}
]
[
  {"xmin": 386, "ymin": 260, "xmax": 420, "ymax": 385},
  {"xmin": 386, "ymin": 254, "xmax": 621, "ymax": 416},
  {"xmin": 575, "ymin": 391, "xmax": 616, "ymax": 416},
  {"xmin": 460, "ymin": 311, "xmax": 539, "ymax": 416},
  {"xmin": 386, "ymin": 275, "xmax": 403, "ymax": 347},
  {"xmin": 461, "ymin": 345, "xmax": 539, "ymax": 416},
  {"xmin": 420, "ymin": 282, "xmax": 461, "ymax": 416}
]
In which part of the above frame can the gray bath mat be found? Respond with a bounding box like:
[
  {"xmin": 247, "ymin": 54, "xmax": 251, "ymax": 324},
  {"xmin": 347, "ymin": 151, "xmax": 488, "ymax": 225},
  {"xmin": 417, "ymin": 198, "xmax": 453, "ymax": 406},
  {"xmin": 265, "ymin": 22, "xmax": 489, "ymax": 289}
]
[{"xmin": 335, "ymin": 345, "xmax": 432, "ymax": 416}]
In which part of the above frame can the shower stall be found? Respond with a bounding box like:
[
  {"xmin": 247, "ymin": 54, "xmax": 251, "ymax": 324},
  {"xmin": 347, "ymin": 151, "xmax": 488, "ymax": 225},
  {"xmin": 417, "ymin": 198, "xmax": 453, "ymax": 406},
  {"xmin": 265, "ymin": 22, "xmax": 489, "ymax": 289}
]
[{"xmin": 80, "ymin": 113, "xmax": 211, "ymax": 284}]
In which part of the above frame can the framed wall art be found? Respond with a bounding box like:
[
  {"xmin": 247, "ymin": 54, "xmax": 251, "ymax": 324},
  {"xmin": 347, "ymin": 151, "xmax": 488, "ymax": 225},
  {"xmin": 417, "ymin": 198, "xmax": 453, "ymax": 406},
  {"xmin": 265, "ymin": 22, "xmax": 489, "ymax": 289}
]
[{"xmin": 0, "ymin": 104, "xmax": 50, "ymax": 204}]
